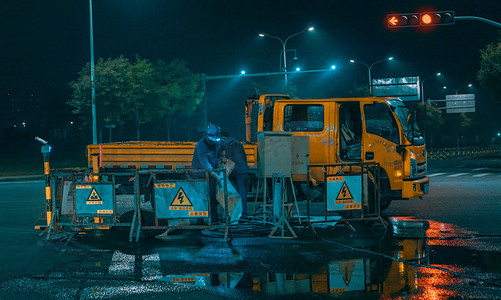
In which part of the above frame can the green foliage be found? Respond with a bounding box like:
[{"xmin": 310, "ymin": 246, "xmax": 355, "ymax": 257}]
[
  {"xmin": 68, "ymin": 56, "xmax": 132, "ymax": 128},
  {"xmin": 155, "ymin": 59, "xmax": 204, "ymax": 140},
  {"xmin": 349, "ymin": 86, "xmax": 370, "ymax": 97},
  {"xmin": 416, "ymin": 101, "xmax": 443, "ymax": 133},
  {"xmin": 68, "ymin": 57, "xmax": 203, "ymax": 141},
  {"xmin": 477, "ymin": 39, "xmax": 501, "ymax": 98}
]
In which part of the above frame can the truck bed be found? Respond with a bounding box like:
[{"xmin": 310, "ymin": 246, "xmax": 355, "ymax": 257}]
[{"xmin": 87, "ymin": 141, "xmax": 258, "ymax": 170}]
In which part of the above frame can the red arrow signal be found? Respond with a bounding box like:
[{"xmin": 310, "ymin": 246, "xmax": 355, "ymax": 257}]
[{"xmin": 388, "ymin": 16, "xmax": 398, "ymax": 26}]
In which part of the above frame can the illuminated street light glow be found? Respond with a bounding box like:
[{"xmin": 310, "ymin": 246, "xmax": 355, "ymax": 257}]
[
  {"xmin": 420, "ymin": 72, "xmax": 442, "ymax": 103},
  {"xmin": 331, "ymin": 65, "xmax": 336, "ymax": 69},
  {"xmin": 296, "ymin": 67, "xmax": 301, "ymax": 71},
  {"xmin": 455, "ymin": 83, "xmax": 473, "ymax": 94},
  {"xmin": 349, "ymin": 57, "xmax": 394, "ymax": 95},
  {"xmin": 258, "ymin": 27, "xmax": 315, "ymax": 89},
  {"xmin": 241, "ymin": 70, "xmax": 246, "ymax": 75}
]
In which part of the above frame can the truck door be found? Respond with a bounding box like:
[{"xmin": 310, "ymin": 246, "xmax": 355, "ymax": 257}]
[
  {"xmin": 278, "ymin": 102, "xmax": 331, "ymax": 173},
  {"xmin": 338, "ymin": 102, "xmax": 363, "ymax": 162},
  {"xmin": 361, "ymin": 101, "xmax": 402, "ymax": 186}
]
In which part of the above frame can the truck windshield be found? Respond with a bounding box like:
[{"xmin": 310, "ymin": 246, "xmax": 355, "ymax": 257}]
[{"xmin": 386, "ymin": 99, "xmax": 425, "ymax": 146}]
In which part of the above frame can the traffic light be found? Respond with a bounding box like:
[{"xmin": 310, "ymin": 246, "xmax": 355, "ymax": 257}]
[{"xmin": 387, "ymin": 11, "xmax": 455, "ymax": 27}]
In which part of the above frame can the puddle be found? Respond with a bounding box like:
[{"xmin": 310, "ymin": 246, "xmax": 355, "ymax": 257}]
[{"xmin": 1, "ymin": 218, "xmax": 501, "ymax": 299}]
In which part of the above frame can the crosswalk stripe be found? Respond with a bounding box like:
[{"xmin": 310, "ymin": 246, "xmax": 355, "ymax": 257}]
[
  {"xmin": 472, "ymin": 168, "xmax": 489, "ymax": 171},
  {"xmin": 447, "ymin": 173, "xmax": 469, "ymax": 177},
  {"xmin": 472, "ymin": 173, "xmax": 492, "ymax": 177},
  {"xmin": 428, "ymin": 173, "xmax": 446, "ymax": 177}
]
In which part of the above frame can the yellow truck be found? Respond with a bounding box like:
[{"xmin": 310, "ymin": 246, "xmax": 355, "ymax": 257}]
[{"xmin": 88, "ymin": 94, "xmax": 428, "ymax": 210}]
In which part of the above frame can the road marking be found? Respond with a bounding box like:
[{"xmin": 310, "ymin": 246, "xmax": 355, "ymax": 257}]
[
  {"xmin": 447, "ymin": 173, "xmax": 469, "ymax": 177},
  {"xmin": 428, "ymin": 173, "xmax": 446, "ymax": 177},
  {"xmin": 472, "ymin": 168, "xmax": 489, "ymax": 171},
  {"xmin": 472, "ymin": 173, "xmax": 492, "ymax": 178}
]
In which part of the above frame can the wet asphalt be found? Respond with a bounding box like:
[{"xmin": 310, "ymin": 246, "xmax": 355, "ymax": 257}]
[{"xmin": 1, "ymin": 158, "xmax": 501, "ymax": 299}]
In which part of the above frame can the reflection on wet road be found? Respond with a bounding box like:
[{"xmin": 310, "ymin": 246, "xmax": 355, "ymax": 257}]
[{"xmin": 1, "ymin": 217, "xmax": 500, "ymax": 299}]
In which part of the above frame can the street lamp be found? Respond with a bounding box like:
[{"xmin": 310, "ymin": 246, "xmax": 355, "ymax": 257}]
[
  {"xmin": 258, "ymin": 27, "xmax": 314, "ymax": 89},
  {"xmin": 455, "ymin": 83, "xmax": 473, "ymax": 94},
  {"xmin": 349, "ymin": 57, "xmax": 393, "ymax": 95},
  {"xmin": 89, "ymin": 0, "xmax": 97, "ymax": 144},
  {"xmin": 420, "ymin": 72, "xmax": 441, "ymax": 103}
]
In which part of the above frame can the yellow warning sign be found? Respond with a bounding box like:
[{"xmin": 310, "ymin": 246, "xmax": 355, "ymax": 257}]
[
  {"xmin": 327, "ymin": 176, "xmax": 344, "ymax": 182},
  {"xmin": 170, "ymin": 187, "xmax": 193, "ymax": 207},
  {"xmin": 87, "ymin": 187, "xmax": 103, "ymax": 204},
  {"xmin": 172, "ymin": 277, "xmax": 196, "ymax": 283},
  {"xmin": 336, "ymin": 182, "xmax": 354, "ymax": 200},
  {"xmin": 188, "ymin": 211, "xmax": 208, "ymax": 217},
  {"xmin": 76, "ymin": 185, "xmax": 92, "ymax": 189},
  {"xmin": 155, "ymin": 183, "xmax": 176, "ymax": 188}
]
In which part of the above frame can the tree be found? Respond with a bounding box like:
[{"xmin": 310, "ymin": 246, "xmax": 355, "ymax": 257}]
[
  {"xmin": 69, "ymin": 57, "xmax": 203, "ymax": 142},
  {"xmin": 68, "ymin": 56, "xmax": 132, "ymax": 141},
  {"xmin": 416, "ymin": 101, "xmax": 443, "ymax": 148},
  {"xmin": 442, "ymin": 112, "xmax": 472, "ymax": 147},
  {"xmin": 154, "ymin": 59, "xmax": 204, "ymax": 140},
  {"xmin": 126, "ymin": 56, "xmax": 157, "ymax": 140},
  {"xmin": 478, "ymin": 39, "xmax": 501, "ymax": 99}
]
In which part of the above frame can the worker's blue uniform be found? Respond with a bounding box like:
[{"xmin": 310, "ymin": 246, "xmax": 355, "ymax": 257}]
[
  {"xmin": 192, "ymin": 136, "xmax": 221, "ymax": 223},
  {"xmin": 192, "ymin": 137, "xmax": 220, "ymax": 170},
  {"xmin": 222, "ymin": 137, "xmax": 249, "ymax": 216}
]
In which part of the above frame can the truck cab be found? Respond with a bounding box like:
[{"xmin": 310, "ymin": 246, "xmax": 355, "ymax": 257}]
[{"xmin": 246, "ymin": 94, "xmax": 429, "ymax": 210}]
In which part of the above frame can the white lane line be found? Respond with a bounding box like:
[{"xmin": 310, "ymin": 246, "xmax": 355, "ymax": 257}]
[
  {"xmin": 472, "ymin": 173, "xmax": 492, "ymax": 178},
  {"xmin": 428, "ymin": 173, "xmax": 446, "ymax": 177},
  {"xmin": 473, "ymin": 168, "xmax": 489, "ymax": 171},
  {"xmin": 447, "ymin": 173, "xmax": 469, "ymax": 177}
]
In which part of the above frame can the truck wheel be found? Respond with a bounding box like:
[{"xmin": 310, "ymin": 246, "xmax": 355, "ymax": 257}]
[
  {"xmin": 367, "ymin": 169, "xmax": 392, "ymax": 213},
  {"xmin": 378, "ymin": 176, "xmax": 392, "ymax": 211}
]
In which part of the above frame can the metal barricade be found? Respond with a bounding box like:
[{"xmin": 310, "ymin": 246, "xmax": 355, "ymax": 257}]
[
  {"xmin": 40, "ymin": 168, "xmax": 230, "ymax": 242},
  {"xmin": 306, "ymin": 162, "xmax": 386, "ymax": 227}
]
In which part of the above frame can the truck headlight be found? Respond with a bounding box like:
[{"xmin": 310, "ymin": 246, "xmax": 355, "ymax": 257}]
[{"xmin": 410, "ymin": 150, "xmax": 417, "ymax": 178}]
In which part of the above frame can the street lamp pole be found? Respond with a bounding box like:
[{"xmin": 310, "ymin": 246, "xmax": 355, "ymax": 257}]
[
  {"xmin": 420, "ymin": 72, "xmax": 441, "ymax": 103},
  {"xmin": 455, "ymin": 83, "xmax": 473, "ymax": 94},
  {"xmin": 89, "ymin": 0, "xmax": 97, "ymax": 144},
  {"xmin": 350, "ymin": 57, "xmax": 393, "ymax": 96},
  {"xmin": 259, "ymin": 27, "xmax": 314, "ymax": 90}
]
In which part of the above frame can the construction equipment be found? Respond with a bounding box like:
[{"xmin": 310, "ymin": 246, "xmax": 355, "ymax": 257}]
[{"xmin": 37, "ymin": 93, "xmax": 429, "ymax": 239}]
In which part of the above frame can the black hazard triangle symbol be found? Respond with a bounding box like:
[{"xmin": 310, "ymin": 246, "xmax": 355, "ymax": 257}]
[
  {"xmin": 336, "ymin": 182, "xmax": 354, "ymax": 200},
  {"xmin": 88, "ymin": 187, "xmax": 101, "ymax": 201},
  {"xmin": 339, "ymin": 260, "xmax": 356, "ymax": 287},
  {"xmin": 170, "ymin": 187, "xmax": 193, "ymax": 206}
]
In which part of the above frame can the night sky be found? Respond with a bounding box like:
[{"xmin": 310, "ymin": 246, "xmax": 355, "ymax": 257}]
[{"xmin": 1, "ymin": 0, "xmax": 500, "ymax": 142}]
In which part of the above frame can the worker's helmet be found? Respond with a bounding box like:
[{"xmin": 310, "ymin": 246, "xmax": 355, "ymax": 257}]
[{"xmin": 205, "ymin": 123, "xmax": 221, "ymax": 143}]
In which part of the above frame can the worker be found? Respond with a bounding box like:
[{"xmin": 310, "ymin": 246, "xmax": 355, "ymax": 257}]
[
  {"xmin": 220, "ymin": 135, "xmax": 249, "ymax": 217},
  {"xmin": 192, "ymin": 123, "xmax": 222, "ymax": 223},
  {"xmin": 192, "ymin": 123, "xmax": 222, "ymax": 170}
]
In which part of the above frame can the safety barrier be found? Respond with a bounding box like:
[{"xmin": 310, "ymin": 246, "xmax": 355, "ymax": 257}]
[{"xmin": 427, "ymin": 146, "xmax": 501, "ymax": 160}]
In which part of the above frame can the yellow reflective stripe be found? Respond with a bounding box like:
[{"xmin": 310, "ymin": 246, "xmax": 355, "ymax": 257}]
[{"xmin": 45, "ymin": 186, "xmax": 51, "ymax": 200}]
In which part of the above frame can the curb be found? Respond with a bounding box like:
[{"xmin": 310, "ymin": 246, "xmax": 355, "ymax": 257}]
[{"xmin": 0, "ymin": 175, "xmax": 45, "ymax": 182}]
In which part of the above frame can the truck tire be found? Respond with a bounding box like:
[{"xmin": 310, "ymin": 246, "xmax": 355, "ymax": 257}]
[{"xmin": 367, "ymin": 168, "xmax": 392, "ymax": 213}]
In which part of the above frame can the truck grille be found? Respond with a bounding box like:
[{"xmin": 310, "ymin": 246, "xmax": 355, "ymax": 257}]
[{"xmin": 417, "ymin": 161, "xmax": 427, "ymax": 177}]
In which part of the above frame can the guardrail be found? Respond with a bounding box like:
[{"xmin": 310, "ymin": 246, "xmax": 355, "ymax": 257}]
[{"xmin": 427, "ymin": 146, "xmax": 501, "ymax": 160}]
